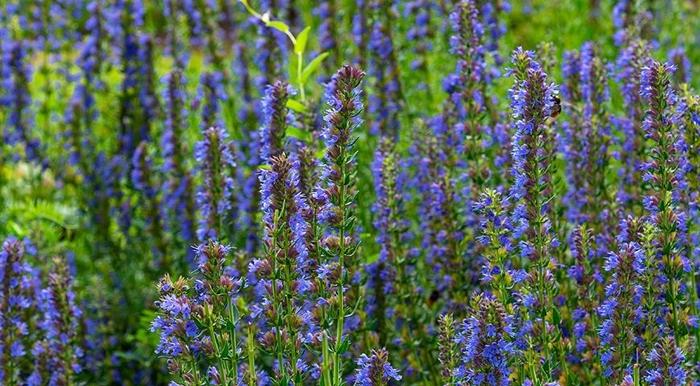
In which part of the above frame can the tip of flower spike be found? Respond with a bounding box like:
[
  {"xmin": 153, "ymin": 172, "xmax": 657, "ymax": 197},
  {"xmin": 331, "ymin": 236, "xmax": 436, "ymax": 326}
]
[{"xmin": 332, "ymin": 65, "xmax": 366, "ymax": 90}]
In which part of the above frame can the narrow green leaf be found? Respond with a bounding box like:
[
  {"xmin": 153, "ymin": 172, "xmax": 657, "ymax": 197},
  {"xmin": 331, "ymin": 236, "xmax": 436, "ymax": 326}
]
[
  {"xmin": 364, "ymin": 251, "xmax": 380, "ymax": 264},
  {"xmin": 286, "ymin": 99, "xmax": 307, "ymax": 113},
  {"xmin": 337, "ymin": 338, "xmax": 350, "ymax": 354},
  {"xmin": 286, "ymin": 126, "xmax": 311, "ymax": 142},
  {"xmin": 238, "ymin": 0, "xmax": 260, "ymax": 18},
  {"xmin": 294, "ymin": 26, "xmax": 311, "ymax": 54},
  {"xmin": 266, "ymin": 20, "xmax": 289, "ymax": 34},
  {"xmin": 301, "ymin": 52, "xmax": 330, "ymax": 84},
  {"xmin": 288, "ymin": 53, "xmax": 298, "ymax": 84},
  {"xmin": 8, "ymin": 221, "xmax": 25, "ymax": 237}
]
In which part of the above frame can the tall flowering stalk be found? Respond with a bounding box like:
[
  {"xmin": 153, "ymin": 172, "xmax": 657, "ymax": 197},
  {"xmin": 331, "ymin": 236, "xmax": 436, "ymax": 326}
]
[
  {"xmin": 4, "ymin": 38, "xmax": 43, "ymax": 165},
  {"xmin": 161, "ymin": 70, "xmax": 196, "ymax": 260},
  {"xmin": 64, "ymin": 89, "xmax": 87, "ymax": 173},
  {"xmin": 679, "ymin": 87, "xmax": 700, "ymax": 368},
  {"xmin": 260, "ymin": 81, "xmax": 293, "ymax": 164},
  {"xmin": 353, "ymin": 348, "xmax": 402, "ymax": 386},
  {"xmin": 1, "ymin": 239, "xmax": 39, "ymax": 384},
  {"xmin": 449, "ymin": 0, "xmax": 487, "ymax": 138},
  {"xmin": 115, "ymin": 0, "xmax": 148, "ymax": 161},
  {"xmin": 405, "ymin": 0, "xmax": 434, "ymax": 101},
  {"xmin": 182, "ymin": 0, "xmax": 204, "ymax": 48},
  {"xmin": 62, "ymin": 0, "xmax": 104, "ymax": 173},
  {"xmin": 163, "ymin": 0, "xmax": 188, "ymax": 69},
  {"xmin": 32, "ymin": 256, "xmax": 83, "ymax": 385},
  {"xmin": 560, "ymin": 43, "xmax": 612, "ymax": 233},
  {"xmin": 69, "ymin": 0, "xmax": 104, "ymax": 165},
  {"xmin": 469, "ymin": 192, "xmax": 526, "ymax": 384},
  {"xmin": 367, "ymin": 0, "xmax": 402, "ymax": 138},
  {"xmin": 233, "ymin": 42, "xmax": 258, "ymax": 148},
  {"xmin": 351, "ymin": 0, "xmax": 369, "ymax": 70},
  {"xmin": 137, "ymin": 34, "xmax": 159, "ymax": 139},
  {"xmin": 151, "ymin": 241, "xmax": 248, "ymax": 385},
  {"xmin": 367, "ymin": 137, "xmax": 432, "ymax": 379},
  {"xmin": 241, "ymin": 80, "xmax": 294, "ymax": 257},
  {"xmin": 478, "ymin": 0, "xmax": 510, "ymax": 68},
  {"xmin": 612, "ymin": 0, "xmax": 654, "ymax": 47},
  {"xmin": 416, "ymin": 2, "xmax": 487, "ymax": 307},
  {"xmin": 615, "ymin": 40, "xmax": 651, "ymax": 213},
  {"xmin": 564, "ymin": 225, "xmax": 599, "ymax": 379},
  {"xmin": 315, "ymin": 0, "xmax": 339, "ymax": 71},
  {"xmin": 252, "ymin": 3, "xmax": 283, "ymax": 92},
  {"xmin": 407, "ymin": 120, "xmax": 470, "ymax": 315},
  {"xmin": 232, "ymin": 43, "xmax": 262, "ymax": 254},
  {"xmin": 214, "ymin": 0, "xmax": 237, "ymax": 46},
  {"xmin": 33, "ymin": 0, "xmax": 66, "ymax": 150},
  {"xmin": 668, "ymin": 47, "xmax": 691, "ymax": 86},
  {"xmin": 367, "ymin": 138, "xmax": 399, "ymax": 345},
  {"xmin": 644, "ymin": 337, "xmax": 687, "ymax": 385},
  {"xmin": 597, "ymin": 231, "xmax": 646, "ymax": 380},
  {"xmin": 640, "ymin": 61, "xmax": 692, "ymax": 337},
  {"xmin": 1, "ymin": 239, "xmax": 84, "ymax": 385},
  {"xmin": 198, "ymin": 71, "xmax": 226, "ymax": 131},
  {"xmin": 437, "ymin": 314, "xmax": 459, "ymax": 384},
  {"xmin": 473, "ymin": 190, "xmax": 525, "ymax": 310},
  {"xmin": 508, "ymin": 48, "xmax": 560, "ymax": 382},
  {"xmin": 251, "ymin": 153, "xmax": 313, "ymax": 384},
  {"xmin": 454, "ymin": 296, "xmax": 516, "ymax": 386},
  {"xmin": 132, "ymin": 141, "xmax": 169, "ymax": 269},
  {"xmin": 194, "ymin": 0, "xmax": 224, "ymax": 71},
  {"xmin": 195, "ymin": 127, "xmax": 237, "ymax": 242},
  {"xmin": 317, "ymin": 65, "xmax": 365, "ymax": 384},
  {"xmin": 447, "ymin": 0, "xmax": 494, "ymax": 209}
]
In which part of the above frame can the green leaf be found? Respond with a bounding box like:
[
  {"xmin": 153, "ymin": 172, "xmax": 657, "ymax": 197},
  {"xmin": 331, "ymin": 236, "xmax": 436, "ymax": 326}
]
[
  {"xmin": 266, "ymin": 20, "xmax": 289, "ymax": 35},
  {"xmin": 286, "ymin": 99, "xmax": 306, "ymax": 113},
  {"xmin": 7, "ymin": 200, "xmax": 79, "ymax": 230},
  {"xmin": 301, "ymin": 52, "xmax": 329, "ymax": 84},
  {"xmin": 286, "ymin": 126, "xmax": 311, "ymax": 142},
  {"xmin": 364, "ymin": 252, "xmax": 380, "ymax": 264},
  {"xmin": 294, "ymin": 26, "xmax": 311, "ymax": 54},
  {"xmin": 337, "ymin": 337, "xmax": 350, "ymax": 354},
  {"xmin": 8, "ymin": 221, "xmax": 25, "ymax": 237},
  {"xmin": 288, "ymin": 53, "xmax": 298, "ymax": 84}
]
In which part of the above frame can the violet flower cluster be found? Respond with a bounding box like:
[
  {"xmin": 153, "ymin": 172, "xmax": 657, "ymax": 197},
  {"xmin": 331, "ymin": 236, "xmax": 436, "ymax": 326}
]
[{"xmin": 1, "ymin": 238, "xmax": 83, "ymax": 385}]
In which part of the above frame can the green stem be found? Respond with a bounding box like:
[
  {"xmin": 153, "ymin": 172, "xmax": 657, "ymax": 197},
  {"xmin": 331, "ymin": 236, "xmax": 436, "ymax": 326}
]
[
  {"xmin": 229, "ymin": 299, "xmax": 240, "ymax": 383},
  {"xmin": 333, "ymin": 146, "xmax": 348, "ymax": 385},
  {"xmin": 269, "ymin": 216, "xmax": 288, "ymax": 382},
  {"xmin": 322, "ymin": 334, "xmax": 333, "ymax": 386},
  {"xmin": 208, "ymin": 321, "xmax": 230, "ymax": 385},
  {"xmin": 297, "ymin": 52, "xmax": 306, "ymax": 102},
  {"xmin": 247, "ymin": 325, "xmax": 258, "ymax": 386}
]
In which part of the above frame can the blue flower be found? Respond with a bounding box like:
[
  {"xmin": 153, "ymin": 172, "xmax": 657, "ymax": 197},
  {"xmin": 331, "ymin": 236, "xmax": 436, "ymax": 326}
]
[{"xmin": 354, "ymin": 348, "xmax": 402, "ymax": 385}]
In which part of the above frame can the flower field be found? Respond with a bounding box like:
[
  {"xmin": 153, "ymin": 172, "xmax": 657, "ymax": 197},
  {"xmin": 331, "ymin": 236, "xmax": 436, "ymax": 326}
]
[{"xmin": 1, "ymin": 0, "xmax": 700, "ymax": 385}]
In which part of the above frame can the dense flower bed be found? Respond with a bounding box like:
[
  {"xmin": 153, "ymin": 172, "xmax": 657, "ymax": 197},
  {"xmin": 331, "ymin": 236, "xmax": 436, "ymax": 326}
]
[{"xmin": 1, "ymin": 0, "xmax": 699, "ymax": 385}]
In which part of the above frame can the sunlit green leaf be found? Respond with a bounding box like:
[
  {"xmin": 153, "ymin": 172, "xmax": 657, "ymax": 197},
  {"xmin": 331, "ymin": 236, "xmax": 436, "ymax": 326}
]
[
  {"xmin": 294, "ymin": 26, "xmax": 311, "ymax": 54},
  {"xmin": 266, "ymin": 21, "xmax": 289, "ymax": 35},
  {"xmin": 286, "ymin": 99, "xmax": 306, "ymax": 113},
  {"xmin": 301, "ymin": 52, "xmax": 329, "ymax": 84},
  {"xmin": 286, "ymin": 126, "xmax": 311, "ymax": 142}
]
